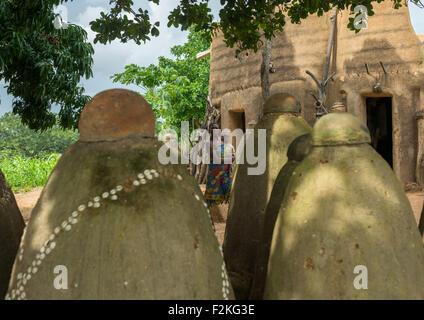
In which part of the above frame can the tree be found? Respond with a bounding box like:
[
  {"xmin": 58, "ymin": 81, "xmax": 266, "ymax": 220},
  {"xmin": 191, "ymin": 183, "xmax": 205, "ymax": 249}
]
[
  {"xmin": 90, "ymin": 0, "xmax": 422, "ymax": 56},
  {"xmin": 1, "ymin": 0, "xmax": 421, "ymax": 132},
  {"xmin": 415, "ymin": 1, "xmax": 424, "ymax": 8},
  {"xmin": 0, "ymin": 0, "xmax": 94, "ymax": 131},
  {"xmin": 111, "ymin": 27, "xmax": 211, "ymax": 134},
  {"xmin": 0, "ymin": 113, "xmax": 79, "ymax": 160},
  {"xmin": 91, "ymin": 1, "xmax": 423, "ymax": 119}
]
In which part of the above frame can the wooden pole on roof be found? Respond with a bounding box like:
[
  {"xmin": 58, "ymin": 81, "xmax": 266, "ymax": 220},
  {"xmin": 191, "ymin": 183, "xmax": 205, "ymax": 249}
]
[
  {"xmin": 306, "ymin": 6, "xmax": 338, "ymax": 117},
  {"xmin": 323, "ymin": 6, "xmax": 338, "ymax": 83}
]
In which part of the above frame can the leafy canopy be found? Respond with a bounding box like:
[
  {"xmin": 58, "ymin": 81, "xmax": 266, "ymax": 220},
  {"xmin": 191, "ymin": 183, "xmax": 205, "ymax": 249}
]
[
  {"xmin": 0, "ymin": 0, "xmax": 94, "ymax": 131},
  {"xmin": 111, "ymin": 27, "xmax": 211, "ymax": 133},
  {"xmin": 2, "ymin": 0, "xmax": 421, "ymax": 131},
  {"xmin": 0, "ymin": 112, "xmax": 79, "ymax": 160},
  {"xmin": 90, "ymin": 0, "xmax": 421, "ymax": 55}
]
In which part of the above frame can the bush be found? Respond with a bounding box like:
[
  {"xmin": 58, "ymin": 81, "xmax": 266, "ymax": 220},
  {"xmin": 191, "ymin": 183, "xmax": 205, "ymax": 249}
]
[
  {"xmin": 0, "ymin": 154, "xmax": 60, "ymax": 193},
  {"xmin": 0, "ymin": 113, "xmax": 79, "ymax": 160}
]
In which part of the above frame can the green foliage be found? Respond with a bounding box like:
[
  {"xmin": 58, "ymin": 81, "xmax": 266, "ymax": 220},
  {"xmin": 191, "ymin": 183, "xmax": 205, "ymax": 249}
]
[
  {"xmin": 90, "ymin": 0, "xmax": 161, "ymax": 45},
  {"xmin": 0, "ymin": 112, "xmax": 78, "ymax": 160},
  {"xmin": 111, "ymin": 27, "xmax": 210, "ymax": 133},
  {"xmin": 0, "ymin": 154, "xmax": 60, "ymax": 192},
  {"xmin": 0, "ymin": 0, "xmax": 94, "ymax": 131},
  {"xmin": 90, "ymin": 0, "xmax": 417, "ymax": 55}
]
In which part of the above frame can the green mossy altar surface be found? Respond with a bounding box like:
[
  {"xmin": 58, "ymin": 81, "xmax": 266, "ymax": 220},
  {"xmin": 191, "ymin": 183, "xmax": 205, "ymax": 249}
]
[
  {"xmin": 250, "ymin": 133, "xmax": 311, "ymax": 300},
  {"xmin": 6, "ymin": 89, "xmax": 234, "ymax": 300},
  {"xmin": 224, "ymin": 94, "xmax": 311, "ymax": 299},
  {"xmin": 0, "ymin": 170, "xmax": 25, "ymax": 299},
  {"xmin": 264, "ymin": 113, "xmax": 424, "ymax": 299}
]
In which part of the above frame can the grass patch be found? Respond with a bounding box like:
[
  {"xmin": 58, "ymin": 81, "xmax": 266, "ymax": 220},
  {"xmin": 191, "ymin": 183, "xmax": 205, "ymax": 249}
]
[{"xmin": 0, "ymin": 154, "xmax": 60, "ymax": 193}]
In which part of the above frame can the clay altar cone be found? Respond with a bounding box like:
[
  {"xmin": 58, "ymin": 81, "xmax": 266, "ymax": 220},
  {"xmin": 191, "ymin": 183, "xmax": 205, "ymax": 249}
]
[
  {"xmin": 249, "ymin": 133, "xmax": 311, "ymax": 300},
  {"xmin": 0, "ymin": 170, "xmax": 25, "ymax": 299},
  {"xmin": 264, "ymin": 112, "xmax": 424, "ymax": 299},
  {"xmin": 6, "ymin": 89, "xmax": 233, "ymax": 300},
  {"xmin": 223, "ymin": 93, "xmax": 311, "ymax": 299}
]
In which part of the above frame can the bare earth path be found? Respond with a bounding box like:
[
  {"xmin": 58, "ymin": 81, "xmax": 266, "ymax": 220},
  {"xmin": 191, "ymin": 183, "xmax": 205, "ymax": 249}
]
[
  {"xmin": 14, "ymin": 187, "xmax": 43, "ymax": 223},
  {"xmin": 406, "ymin": 192, "xmax": 424, "ymax": 225},
  {"xmin": 14, "ymin": 187, "xmax": 424, "ymax": 245}
]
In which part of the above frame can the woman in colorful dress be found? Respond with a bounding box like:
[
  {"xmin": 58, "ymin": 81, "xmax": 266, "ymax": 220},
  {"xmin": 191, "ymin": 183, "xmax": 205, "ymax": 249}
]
[{"xmin": 204, "ymin": 123, "xmax": 234, "ymax": 207}]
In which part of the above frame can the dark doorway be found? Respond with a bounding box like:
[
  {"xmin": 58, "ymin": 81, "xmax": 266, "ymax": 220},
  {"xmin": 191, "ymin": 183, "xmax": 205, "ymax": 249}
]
[
  {"xmin": 241, "ymin": 112, "xmax": 246, "ymax": 133},
  {"xmin": 229, "ymin": 110, "xmax": 246, "ymax": 133},
  {"xmin": 366, "ymin": 97, "xmax": 393, "ymax": 167}
]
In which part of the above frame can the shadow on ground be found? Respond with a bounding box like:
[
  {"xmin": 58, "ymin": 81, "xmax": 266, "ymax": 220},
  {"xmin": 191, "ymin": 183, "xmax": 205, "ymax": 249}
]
[{"xmin": 14, "ymin": 186, "xmax": 423, "ymax": 245}]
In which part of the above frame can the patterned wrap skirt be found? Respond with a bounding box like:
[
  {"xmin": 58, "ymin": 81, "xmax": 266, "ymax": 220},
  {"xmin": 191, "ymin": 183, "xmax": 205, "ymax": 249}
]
[{"xmin": 204, "ymin": 163, "xmax": 233, "ymax": 206}]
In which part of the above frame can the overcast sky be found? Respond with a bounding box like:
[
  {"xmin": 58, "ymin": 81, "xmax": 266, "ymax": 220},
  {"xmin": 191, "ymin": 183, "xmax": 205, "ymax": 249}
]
[{"xmin": 0, "ymin": 0, "xmax": 423, "ymax": 116}]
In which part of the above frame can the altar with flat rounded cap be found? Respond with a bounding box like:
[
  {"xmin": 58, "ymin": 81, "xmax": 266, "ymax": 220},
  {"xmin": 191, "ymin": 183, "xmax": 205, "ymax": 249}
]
[{"xmin": 6, "ymin": 89, "xmax": 234, "ymax": 300}]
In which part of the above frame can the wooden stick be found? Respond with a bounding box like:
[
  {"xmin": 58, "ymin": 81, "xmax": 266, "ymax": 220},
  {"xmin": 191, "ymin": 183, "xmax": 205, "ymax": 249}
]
[
  {"xmin": 323, "ymin": 7, "xmax": 338, "ymax": 83},
  {"xmin": 365, "ymin": 63, "xmax": 370, "ymax": 75},
  {"xmin": 380, "ymin": 61, "xmax": 387, "ymax": 74}
]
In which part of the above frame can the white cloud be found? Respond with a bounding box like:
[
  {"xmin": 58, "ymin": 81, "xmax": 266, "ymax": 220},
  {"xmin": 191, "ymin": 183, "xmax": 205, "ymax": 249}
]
[
  {"xmin": 4, "ymin": 0, "xmax": 419, "ymax": 116},
  {"xmin": 409, "ymin": 5, "xmax": 424, "ymax": 34},
  {"xmin": 85, "ymin": 0, "xmax": 106, "ymax": 4},
  {"xmin": 76, "ymin": 5, "xmax": 104, "ymax": 27},
  {"xmin": 71, "ymin": 2, "xmax": 190, "ymax": 97},
  {"xmin": 124, "ymin": 0, "xmax": 189, "ymax": 64}
]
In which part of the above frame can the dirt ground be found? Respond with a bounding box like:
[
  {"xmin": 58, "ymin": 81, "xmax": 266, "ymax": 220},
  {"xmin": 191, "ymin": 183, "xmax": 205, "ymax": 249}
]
[
  {"xmin": 406, "ymin": 192, "xmax": 424, "ymax": 225},
  {"xmin": 14, "ymin": 187, "xmax": 43, "ymax": 223},
  {"xmin": 14, "ymin": 187, "xmax": 423, "ymax": 246}
]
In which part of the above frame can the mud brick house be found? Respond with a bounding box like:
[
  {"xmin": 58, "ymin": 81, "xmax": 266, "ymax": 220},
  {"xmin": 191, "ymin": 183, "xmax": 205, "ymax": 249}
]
[{"xmin": 209, "ymin": 2, "xmax": 424, "ymax": 184}]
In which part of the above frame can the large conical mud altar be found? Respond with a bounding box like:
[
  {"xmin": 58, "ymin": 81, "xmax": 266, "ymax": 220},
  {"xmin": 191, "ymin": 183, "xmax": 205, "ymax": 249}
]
[
  {"xmin": 264, "ymin": 113, "xmax": 424, "ymax": 299},
  {"xmin": 250, "ymin": 133, "xmax": 311, "ymax": 300},
  {"xmin": 6, "ymin": 89, "xmax": 233, "ymax": 300},
  {"xmin": 0, "ymin": 170, "xmax": 25, "ymax": 299},
  {"xmin": 223, "ymin": 93, "xmax": 311, "ymax": 299}
]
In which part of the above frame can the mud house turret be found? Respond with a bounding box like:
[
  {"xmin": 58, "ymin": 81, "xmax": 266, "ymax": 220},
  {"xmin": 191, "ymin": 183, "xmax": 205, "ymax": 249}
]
[{"xmin": 209, "ymin": 2, "xmax": 424, "ymax": 185}]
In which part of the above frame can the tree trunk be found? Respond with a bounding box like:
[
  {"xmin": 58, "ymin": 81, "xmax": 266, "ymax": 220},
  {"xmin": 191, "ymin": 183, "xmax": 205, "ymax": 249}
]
[
  {"xmin": 0, "ymin": 169, "xmax": 25, "ymax": 299},
  {"xmin": 197, "ymin": 163, "xmax": 209, "ymax": 184}
]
